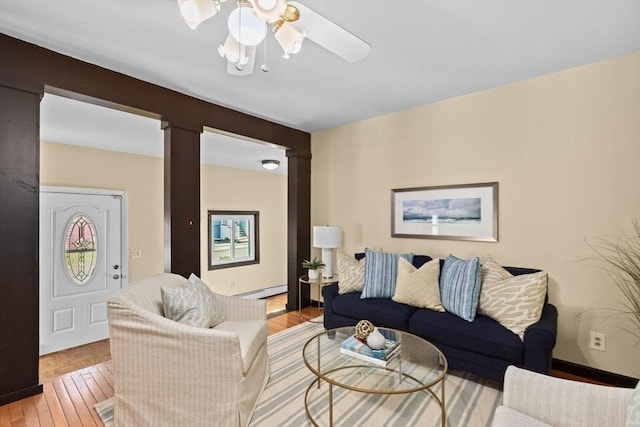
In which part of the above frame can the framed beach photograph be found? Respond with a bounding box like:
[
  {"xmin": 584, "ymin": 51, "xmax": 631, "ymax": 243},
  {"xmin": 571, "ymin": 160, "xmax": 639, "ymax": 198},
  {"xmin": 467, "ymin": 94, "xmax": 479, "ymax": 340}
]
[{"xmin": 391, "ymin": 182, "xmax": 498, "ymax": 242}]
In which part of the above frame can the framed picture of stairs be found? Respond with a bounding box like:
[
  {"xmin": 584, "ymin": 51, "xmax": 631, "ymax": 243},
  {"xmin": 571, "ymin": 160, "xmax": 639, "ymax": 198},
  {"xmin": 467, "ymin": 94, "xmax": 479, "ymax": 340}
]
[{"xmin": 208, "ymin": 210, "xmax": 260, "ymax": 270}]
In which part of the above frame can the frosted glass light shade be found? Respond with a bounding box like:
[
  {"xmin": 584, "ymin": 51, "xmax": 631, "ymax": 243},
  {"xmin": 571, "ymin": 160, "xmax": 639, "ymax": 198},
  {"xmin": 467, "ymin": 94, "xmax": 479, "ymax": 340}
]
[
  {"xmin": 178, "ymin": 0, "xmax": 219, "ymax": 30},
  {"xmin": 248, "ymin": 0, "xmax": 287, "ymax": 23},
  {"xmin": 313, "ymin": 226, "xmax": 342, "ymax": 248},
  {"xmin": 228, "ymin": 5, "xmax": 267, "ymax": 46},
  {"xmin": 218, "ymin": 33, "xmax": 249, "ymax": 65},
  {"xmin": 274, "ymin": 22, "xmax": 305, "ymax": 58}
]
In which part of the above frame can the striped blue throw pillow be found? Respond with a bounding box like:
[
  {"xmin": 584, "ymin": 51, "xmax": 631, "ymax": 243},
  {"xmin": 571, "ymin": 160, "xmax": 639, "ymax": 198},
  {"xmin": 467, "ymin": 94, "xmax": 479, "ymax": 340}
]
[
  {"xmin": 439, "ymin": 254, "xmax": 481, "ymax": 321},
  {"xmin": 361, "ymin": 248, "xmax": 414, "ymax": 299}
]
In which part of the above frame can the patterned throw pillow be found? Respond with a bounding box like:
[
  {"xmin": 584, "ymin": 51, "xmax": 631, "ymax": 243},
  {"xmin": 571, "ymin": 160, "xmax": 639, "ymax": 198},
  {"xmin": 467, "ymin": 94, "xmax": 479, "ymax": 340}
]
[
  {"xmin": 478, "ymin": 255, "xmax": 547, "ymax": 340},
  {"xmin": 361, "ymin": 248, "xmax": 414, "ymax": 299},
  {"xmin": 392, "ymin": 257, "xmax": 444, "ymax": 311},
  {"xmin": 187, "ymin": 274, "xmax": 225, "ymax": 327},
  {"xmin": 161, "ymin": 274, "xmax": 224, "ymax": 328},
  {"xmin": 336, "ymin": 251, "xmax": 365, "ymax": 294},
  {"xmin": 439, "ymin": 254, "xmax": 481, "ymax": 322},
  {"xmin": 628, "ymin": 380, "xmax": 640, "ymax": 427}
]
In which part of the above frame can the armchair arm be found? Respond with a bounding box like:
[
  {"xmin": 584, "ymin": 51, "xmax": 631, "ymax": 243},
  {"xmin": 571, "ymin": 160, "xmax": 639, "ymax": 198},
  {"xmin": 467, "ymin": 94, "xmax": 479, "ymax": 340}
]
[
  {"xmin": 502, "ymin": 366, "xmax": 632, "ymax": 427},
  {"xmin": 217, "ymin": 293, "xmax": 267, "ymax": 321}
]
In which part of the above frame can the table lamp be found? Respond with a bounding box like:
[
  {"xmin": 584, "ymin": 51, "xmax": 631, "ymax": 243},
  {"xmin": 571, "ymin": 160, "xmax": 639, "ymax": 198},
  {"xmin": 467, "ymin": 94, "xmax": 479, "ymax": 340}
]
[{"xmin": 313, "ymin": 225, "xmax": 342, "ymax": 278}]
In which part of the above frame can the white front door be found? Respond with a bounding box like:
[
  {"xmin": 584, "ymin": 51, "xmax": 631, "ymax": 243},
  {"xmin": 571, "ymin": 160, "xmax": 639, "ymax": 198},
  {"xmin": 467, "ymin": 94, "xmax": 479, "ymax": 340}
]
[{"xmin": 39, "ymin": 188, "xmax": 125, "ymax": 355}]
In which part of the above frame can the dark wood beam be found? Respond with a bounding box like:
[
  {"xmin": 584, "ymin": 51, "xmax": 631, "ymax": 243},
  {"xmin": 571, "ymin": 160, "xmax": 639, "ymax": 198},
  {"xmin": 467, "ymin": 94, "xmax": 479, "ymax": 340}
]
[
  {"xmin": 286, "ymin": 149, "xmax": 312, "ymax": 310},
  {"xmin": 0, "ymin": 75, "xmax": 44, "ymax": 405},
  {"xmin": 162, "ymin": 121, "xmax": 201, "ymax": 277}
]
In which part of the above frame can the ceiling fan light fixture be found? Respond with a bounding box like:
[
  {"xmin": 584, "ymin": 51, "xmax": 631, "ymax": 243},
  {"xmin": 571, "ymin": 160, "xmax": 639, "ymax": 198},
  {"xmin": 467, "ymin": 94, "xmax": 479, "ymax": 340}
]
[
  {"xmin": 228, "ymin": 2, "xmax": 267, "ymax": 46},
  {"xmin": 218, "ymin": 33, "xmax": 249, "ymax": 64},
  {"xmin": 178, "ymin": 0, "xmax": 220, "ymax": 30},
  {"xmin": 261, "ymin": 159, "xmax": 280, "ymax": 170},
  {"xmin": 274, "ymin": 21, "xmax": 305, "ymax": 59},
  {"xmin": 248, "ymin": 0, "xmax": 287, "ymax": 23}
]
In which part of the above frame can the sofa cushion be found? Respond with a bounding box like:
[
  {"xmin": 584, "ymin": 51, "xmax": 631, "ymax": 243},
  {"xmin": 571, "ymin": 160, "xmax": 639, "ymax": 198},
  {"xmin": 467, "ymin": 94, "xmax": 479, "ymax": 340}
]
[
  {"xmin": 361, "ymin": 248, "xmax": 413, "ymax": 299},
  {"xmin": 213, "ymin": 320, "xmax": 267, "ymax": 374},
  {"xmin": 479, "ymin": 255, "xmax": 548, "ymax": 340},
  {"xmin": 439, "ymin": 254, "xmax": 481, "ymax": 321},
  {"xmin": 392, "ymin": 257, "xmax": 444, "ymax": 311},
  {"xmin": 160, "ymin": 274, "xmax": 223, "ymax": 328},
  {"xmin": 408, "ymin": 308, "xmax": 524, "ymax": 364},
  {"xmin": 333, "ymin": 291, "xmax": 418, "ymax": 330},
  {"xmin": 337, "ymin": 251, "xmax": 365, "ymax": 294}
]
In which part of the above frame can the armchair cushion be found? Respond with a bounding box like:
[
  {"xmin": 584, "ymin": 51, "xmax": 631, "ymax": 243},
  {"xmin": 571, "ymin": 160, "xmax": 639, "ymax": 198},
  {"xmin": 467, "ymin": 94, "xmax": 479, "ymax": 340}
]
[
  {"xmin": 492, "ymin": 406, "xmax": 552, "ymax": 427},
  {"xmin": 213, "ymin": 320, "xmax": 267, "ymax": 374}
]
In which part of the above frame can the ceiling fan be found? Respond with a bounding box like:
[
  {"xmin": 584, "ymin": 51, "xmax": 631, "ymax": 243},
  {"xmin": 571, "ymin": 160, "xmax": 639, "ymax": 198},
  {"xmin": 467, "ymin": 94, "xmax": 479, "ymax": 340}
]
[{"xmin": 177, "ymin": 0, "xmax": 371, "ymax": 76}]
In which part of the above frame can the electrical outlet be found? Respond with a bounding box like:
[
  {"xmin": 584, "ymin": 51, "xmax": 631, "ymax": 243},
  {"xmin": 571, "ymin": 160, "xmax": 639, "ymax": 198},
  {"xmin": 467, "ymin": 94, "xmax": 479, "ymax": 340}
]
[
  {"xmin": 131, "ymin": 249, "xmax": 142, "ymax": 259},
  {"xmin": 589, "ymin": 331, "xmax": 606, "ymax": 352}
]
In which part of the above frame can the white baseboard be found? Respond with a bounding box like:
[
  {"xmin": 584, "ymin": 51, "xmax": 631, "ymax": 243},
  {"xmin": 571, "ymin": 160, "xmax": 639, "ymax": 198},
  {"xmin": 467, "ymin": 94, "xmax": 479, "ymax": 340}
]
[{"xmin": 236, "ymin": 284, "xmax": 287, "ymax": 300}]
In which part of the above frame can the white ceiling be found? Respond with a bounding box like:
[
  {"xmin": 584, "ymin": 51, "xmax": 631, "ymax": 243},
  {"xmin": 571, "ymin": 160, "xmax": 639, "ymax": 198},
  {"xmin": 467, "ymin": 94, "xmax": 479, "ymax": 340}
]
[{"xmin": 2, "ymin": 0, "xmax": 639, "ymax": 173}]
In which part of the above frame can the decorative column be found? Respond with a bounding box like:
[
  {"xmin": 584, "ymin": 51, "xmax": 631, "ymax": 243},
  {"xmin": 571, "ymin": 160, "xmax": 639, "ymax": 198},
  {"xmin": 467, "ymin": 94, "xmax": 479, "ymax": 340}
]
[
  {"xmin": 0, "ymin": 75, "xmax": 44, "ymax": 404},
  {"xmin": 162, "ymin": 121, "xmax": 201, "ymax": 278},
  {"xmin": 286, "ymin": 148, "xmax": 312, "ymax": 310}
]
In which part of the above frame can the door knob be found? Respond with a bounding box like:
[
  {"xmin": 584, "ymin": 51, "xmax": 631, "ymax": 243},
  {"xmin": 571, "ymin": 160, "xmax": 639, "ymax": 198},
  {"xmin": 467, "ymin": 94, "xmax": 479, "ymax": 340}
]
[
  {"xmin": 113, "ymin": 265, "xmax": 120, "ymax": 270},
  {"xmin": 113, "ymin": 274, "xmax": 120, "ymax": 280}
]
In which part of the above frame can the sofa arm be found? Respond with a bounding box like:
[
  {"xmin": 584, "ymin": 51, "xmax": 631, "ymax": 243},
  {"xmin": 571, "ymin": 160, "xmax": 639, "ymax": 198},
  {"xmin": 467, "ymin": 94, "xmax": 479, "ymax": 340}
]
[
  {"xmin": 501, "ymin": 366, "xmax": 632, "ymax": 427},
  {"xmin": 217, "ymin": 293, "xmax": 267, "ymax": 321},
  {"xmin": 321, "ymin": 284, "xmax": 340, "ymax": 329},
  {"xmin": 523, "ymin": 303, "xmax": 557, "ymax": 374}
]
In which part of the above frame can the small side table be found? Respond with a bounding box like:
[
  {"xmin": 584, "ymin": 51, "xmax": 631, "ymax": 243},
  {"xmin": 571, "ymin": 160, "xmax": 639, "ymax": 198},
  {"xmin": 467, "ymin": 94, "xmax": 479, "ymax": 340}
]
[{"xmin": 298, "ymin": 274, "xmax": 339, "ymax": 323}]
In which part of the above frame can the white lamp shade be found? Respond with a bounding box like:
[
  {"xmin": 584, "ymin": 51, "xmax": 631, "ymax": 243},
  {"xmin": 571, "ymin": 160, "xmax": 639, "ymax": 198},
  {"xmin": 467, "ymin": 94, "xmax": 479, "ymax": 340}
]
[
  {"xmin": 228, "ymin": 5, "xmax": 267, "ymax": 46},
  {"xmin": 178, "ymin": 0, "xmax": 219, "ymax": 30},
  {"xmin": 313, "ymin": 226, "xmax": 342, "ymax": 248},
  {"xmin": 248, "ymin": 0, "xmax": 287, "ymax": 23},
  {"xmin": 218, "ymin": 34, "xmax": 249, "ymax": 64},
  {"xmin": 274, "ymin": 22, "xmax": 305, "ymax": 59}
]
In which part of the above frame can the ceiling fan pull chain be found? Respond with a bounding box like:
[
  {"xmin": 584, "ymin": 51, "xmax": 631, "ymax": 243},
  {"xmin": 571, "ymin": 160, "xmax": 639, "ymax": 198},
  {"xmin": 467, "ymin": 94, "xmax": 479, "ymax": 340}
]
[
  {"xmin": 236, "ymin": 0, "xmax": 244, "ymax": 71},
  {"xmin": 261, "ymin": 22, "xmax": 270, "ymax": 72}
]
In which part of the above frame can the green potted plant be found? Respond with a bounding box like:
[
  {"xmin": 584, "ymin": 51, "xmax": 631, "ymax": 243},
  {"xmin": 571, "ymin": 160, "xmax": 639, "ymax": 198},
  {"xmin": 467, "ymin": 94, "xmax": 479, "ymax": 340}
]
[
  {"xmin": 589, "ymin": 220, "xmax": 640, "ymax": 338},
  {"xmin": 302, "ymin": 257, "xmax": 325, "ymax": 280}
]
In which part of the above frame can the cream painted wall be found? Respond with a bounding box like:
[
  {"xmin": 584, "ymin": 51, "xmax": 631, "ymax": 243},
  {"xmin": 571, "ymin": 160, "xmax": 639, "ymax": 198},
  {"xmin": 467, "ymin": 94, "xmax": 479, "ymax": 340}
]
[
  {"xmin": 200, "ymin": 164, "xmax": 288, "ymax": 296},
  {"xmin": 40, "ymin": 141, "xmax": 288, "ymax": 296},
  {"xmin": 311, "ymin": 53, "xmax": 640, "ymax": 378}
]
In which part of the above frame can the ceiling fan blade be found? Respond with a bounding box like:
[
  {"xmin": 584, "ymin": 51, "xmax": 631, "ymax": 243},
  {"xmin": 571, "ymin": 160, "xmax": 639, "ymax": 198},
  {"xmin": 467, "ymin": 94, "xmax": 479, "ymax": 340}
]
[
  {"xmin": 227, "ymin": 45, "xmax": 256, "ymax": 76},
  {"xmin": 288, "ymin": 1, "xmax": 371, "ymax": 63}
]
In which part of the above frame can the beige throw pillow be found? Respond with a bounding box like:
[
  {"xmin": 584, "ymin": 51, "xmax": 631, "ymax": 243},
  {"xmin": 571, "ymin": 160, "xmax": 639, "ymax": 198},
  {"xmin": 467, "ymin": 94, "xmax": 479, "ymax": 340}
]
[
  {"xmin": 337, "ymin": 252, "xmax": 365, "ymax": 294},
  {"xmin": 479, "ymin": 255, "xmax": 548, "ymax": 340},
  {"xmin": 392, "ymin": 257, "xmax": 444, "ymax": 311}
]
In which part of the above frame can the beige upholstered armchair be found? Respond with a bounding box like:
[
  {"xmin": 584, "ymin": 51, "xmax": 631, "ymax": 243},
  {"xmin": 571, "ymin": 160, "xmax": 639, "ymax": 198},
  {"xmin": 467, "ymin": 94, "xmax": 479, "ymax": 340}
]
[
  {"xmin": 492, "ymin": 365, "xmax": 636, "ymax": 427},
  {"xmin": 107, "ymin": 273, "xmax": 269, "ymax": 427}
]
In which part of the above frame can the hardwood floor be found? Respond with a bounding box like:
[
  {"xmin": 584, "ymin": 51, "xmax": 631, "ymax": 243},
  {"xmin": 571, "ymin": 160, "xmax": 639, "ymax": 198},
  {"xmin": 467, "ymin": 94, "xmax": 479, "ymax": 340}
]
[{"xmin": 0, "ymin": 292, "xmax": 605, "ymax": 426}]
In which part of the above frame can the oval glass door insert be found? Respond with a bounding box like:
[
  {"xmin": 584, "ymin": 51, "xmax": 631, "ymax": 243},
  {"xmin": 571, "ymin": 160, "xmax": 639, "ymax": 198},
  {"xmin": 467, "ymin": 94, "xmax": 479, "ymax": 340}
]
[{"xmin": 64, "ymin": 214, "xmax": 98, "ymax": 285}]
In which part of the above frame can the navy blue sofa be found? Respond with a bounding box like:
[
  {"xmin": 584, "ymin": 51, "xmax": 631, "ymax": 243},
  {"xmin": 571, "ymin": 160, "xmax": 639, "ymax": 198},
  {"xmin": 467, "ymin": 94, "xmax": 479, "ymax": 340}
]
[{"xmin": 322, "ymin": 254, "xmax": 558, "ymax": 384}]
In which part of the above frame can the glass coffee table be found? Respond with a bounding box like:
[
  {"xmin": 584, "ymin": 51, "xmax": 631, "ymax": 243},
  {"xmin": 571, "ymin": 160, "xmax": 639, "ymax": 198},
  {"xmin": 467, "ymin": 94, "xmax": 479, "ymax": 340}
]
[{"xmin": 302, "ymin": 326, "xmax": 447, "ymax": 426}]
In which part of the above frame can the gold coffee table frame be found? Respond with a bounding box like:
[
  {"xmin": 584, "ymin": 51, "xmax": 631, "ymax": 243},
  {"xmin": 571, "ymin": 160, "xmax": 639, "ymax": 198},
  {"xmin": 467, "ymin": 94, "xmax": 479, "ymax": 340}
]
[{"xmin": 302, "ymin": 326, "xmax": 447, "ymax": 426}]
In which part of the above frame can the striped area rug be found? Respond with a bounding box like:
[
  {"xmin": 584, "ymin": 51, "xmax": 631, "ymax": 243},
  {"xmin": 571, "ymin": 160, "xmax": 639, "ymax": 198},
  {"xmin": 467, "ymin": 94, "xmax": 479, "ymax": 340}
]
[
  {"xmin": 96, "ymin": 319, "xmax": 502, "ymax": 426},
  {"xmin": 251, "ymin": 320, "xmax": 502, "ymax": 426}
]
